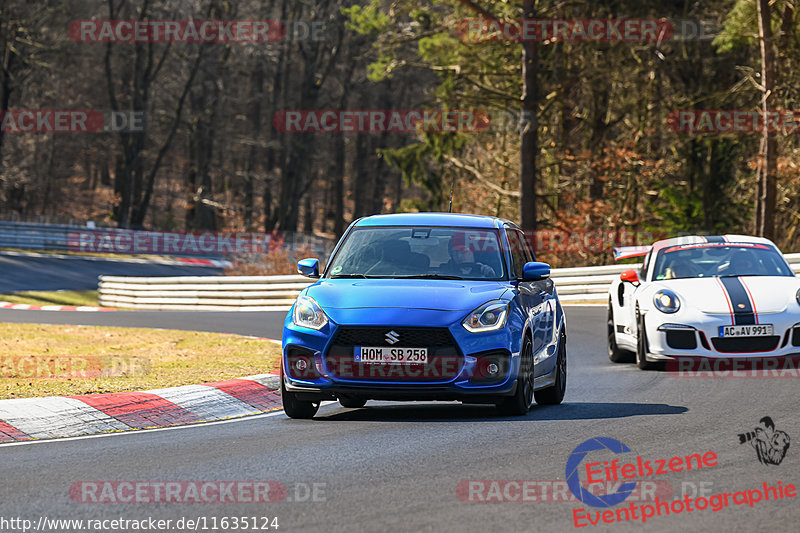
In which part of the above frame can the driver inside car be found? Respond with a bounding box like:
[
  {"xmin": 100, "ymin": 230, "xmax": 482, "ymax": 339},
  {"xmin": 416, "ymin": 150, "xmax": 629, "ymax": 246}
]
[{"xmin": 441, "ymin": 231, "xmax": 496, "ymax": 277}]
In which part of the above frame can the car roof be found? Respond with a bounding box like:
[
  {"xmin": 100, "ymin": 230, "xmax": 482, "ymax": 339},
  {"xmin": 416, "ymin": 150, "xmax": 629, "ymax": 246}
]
[
  {"xmin": 651, "ymin": 234, "xmax": 778, "ymax": 255},
  {"xmin": 353, "ymin": 212, "xmax": 513, "ymax": 229}
]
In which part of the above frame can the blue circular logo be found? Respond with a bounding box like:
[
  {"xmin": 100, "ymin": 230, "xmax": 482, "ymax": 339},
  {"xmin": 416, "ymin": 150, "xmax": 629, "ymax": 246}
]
[{"xmin": 565, "ymin": 437, "xmax": 638, "ymax": 508}]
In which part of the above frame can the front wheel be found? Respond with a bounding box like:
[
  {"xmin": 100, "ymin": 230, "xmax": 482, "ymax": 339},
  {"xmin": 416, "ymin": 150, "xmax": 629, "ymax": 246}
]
[
  {"xmin": 281, "ymin": 370, "xmax": 320, "ymax": 419},
  {"xmin": 496, "ymin": 337, "xmax": 534, "ymax": 416},
  {"xmin": 535, "ymin": 331, "xmax": 567, "ymax": 405}
]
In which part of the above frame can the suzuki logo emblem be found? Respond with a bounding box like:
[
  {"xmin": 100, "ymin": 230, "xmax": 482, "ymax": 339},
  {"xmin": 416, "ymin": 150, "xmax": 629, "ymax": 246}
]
[{"xmin": 385, "ymin": 330, "xmax": 400, "ymax": 345}]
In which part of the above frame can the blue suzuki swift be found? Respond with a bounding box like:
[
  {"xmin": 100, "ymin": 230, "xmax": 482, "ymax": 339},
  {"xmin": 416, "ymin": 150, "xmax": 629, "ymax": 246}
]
[{"xmin": 281, "ymin": 213, "xmax": 567, "ymax": 418}]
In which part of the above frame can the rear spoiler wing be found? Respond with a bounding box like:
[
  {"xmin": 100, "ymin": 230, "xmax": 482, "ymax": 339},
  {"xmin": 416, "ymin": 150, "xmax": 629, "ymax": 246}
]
[{"xmin": 614, "ymin": 246, "xmax": 651, "ymax": 261}]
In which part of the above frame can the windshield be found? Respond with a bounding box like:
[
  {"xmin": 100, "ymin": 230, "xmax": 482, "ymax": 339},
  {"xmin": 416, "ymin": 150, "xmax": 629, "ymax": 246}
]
[
  {"xmin": 652, "ymin": 243, "xmax": 793, "ymax": 280},
  {"xmin": 325, "ymin": 226, "xmax": 506, "ymax": 280}
]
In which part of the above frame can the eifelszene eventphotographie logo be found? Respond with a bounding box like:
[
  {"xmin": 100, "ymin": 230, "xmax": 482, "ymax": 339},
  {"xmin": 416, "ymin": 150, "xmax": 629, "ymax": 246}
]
[{"xmin": 566, "ymin": 437, "xmax": 638, "ymax": 508}]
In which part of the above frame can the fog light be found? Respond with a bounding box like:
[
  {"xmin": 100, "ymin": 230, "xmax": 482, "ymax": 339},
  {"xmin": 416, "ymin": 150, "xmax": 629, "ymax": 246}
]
[
  {"xmin": 295, "ymin": 359, "xmax": 308, "ymax": 371},
  {"xmin": 487, "ymin": 363, "xmax": 499, "ymax": 375}
]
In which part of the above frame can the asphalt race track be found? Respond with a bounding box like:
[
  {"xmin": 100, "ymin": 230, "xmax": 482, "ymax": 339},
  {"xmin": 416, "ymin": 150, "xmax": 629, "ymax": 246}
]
[
  {"xmin": 0, "ymin": 306, "xmax": 797, "ymax": 532},
  {"xmin": 0, "ymin": 309, "xmax": 286, "ymax": 339},
  {"xmin": 0, "ymin": 252, "xmax": 224, "ymax": 292}
]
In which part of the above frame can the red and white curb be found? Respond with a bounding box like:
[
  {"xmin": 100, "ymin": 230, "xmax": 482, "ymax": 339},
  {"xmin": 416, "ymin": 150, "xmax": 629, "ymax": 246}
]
[
  {"xmin": 174, "ymin": 257, "xmax": 232, "ymax": 268},
  {"xmin": 0, "ymin": 373, "xmax": 281, "ymax": 443},
  {"xmin": 0, "ymin": 302, "xmax": 117, "ymax": 312}
]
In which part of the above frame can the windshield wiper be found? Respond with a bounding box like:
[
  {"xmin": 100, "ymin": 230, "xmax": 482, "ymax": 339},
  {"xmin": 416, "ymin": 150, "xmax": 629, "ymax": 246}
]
[
  {"xmin": 393, "ymin": 274, "xmax": 464, "ymax": 280},
  {"xmin": 330, "ymin": 273, "xmax": 369, "ymax": 278}
]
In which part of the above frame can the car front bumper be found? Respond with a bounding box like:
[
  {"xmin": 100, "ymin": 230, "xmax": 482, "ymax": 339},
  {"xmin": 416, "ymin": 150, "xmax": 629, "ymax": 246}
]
[
  {"xmin": 642, "ymin": 310, "xmax": 800, "ymax": 360},
  {"xmin": 281, "ymin": 310, "xmax": 525, "ymax": 402}
]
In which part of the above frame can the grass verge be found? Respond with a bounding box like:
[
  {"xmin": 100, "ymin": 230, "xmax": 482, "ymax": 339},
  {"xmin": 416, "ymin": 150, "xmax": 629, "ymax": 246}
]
[
  {"xmin": 0, "ymin": 290, "xmax": 100, "ymax": 307},
  {"xmin": 0, "ymin": 323, "xmax": 281, "ymax": 399}
]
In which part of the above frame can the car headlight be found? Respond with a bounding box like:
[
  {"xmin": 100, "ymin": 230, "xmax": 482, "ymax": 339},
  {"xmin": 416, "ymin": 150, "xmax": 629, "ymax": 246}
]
[
  {"xmin": 796, "ymin": 288, "xmax": 800, "ymax": 306},
  {"xmin": 463, "ymin": 300, "xmax": 509, "ymax": 332},
  {"xmin": 293, "ymin": 296, "xmax": 328, "ymax": 330},
  {"xmin": 653, "ymin": 290, "xmax": 680, "ymax": 314}
]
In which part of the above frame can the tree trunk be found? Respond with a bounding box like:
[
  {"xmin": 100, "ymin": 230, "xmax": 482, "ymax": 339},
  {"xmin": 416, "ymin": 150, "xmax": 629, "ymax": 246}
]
[
  {"xmin": 520, "ymin": 0, "xmax": 539, "ymax": 231},
  {"xmin": 756, "ymin": 0, "xmax": 777, "ymax": 240}
]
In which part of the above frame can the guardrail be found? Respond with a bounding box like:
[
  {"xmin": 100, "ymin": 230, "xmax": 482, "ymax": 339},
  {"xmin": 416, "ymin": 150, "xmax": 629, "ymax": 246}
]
[
  {"xmin": 0, "ymin": 220, "xmax": 333, "ymax": 258},
  {"xmin": 98, "ymin": 275, "xmax": 312, "ymax": 311},
  {"xmin": 98, "ymin": 253, "xmax": 800, "ymax": 311},
  {"xmin": 98, "ymin": 269, "xmax": 621, "ymax": 311}
]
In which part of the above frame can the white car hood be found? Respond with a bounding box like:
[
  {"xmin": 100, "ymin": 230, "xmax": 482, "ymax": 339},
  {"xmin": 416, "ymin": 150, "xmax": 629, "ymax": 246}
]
[{"xmin": 653, "ymin": 276, "xmax": 799, "ymax": 315}]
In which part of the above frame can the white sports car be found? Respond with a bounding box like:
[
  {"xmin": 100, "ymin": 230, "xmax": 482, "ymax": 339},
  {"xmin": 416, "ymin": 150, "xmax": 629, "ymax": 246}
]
[{"xmin": 607, "ymin": 235, "xmax": 800, "ymax": 369}]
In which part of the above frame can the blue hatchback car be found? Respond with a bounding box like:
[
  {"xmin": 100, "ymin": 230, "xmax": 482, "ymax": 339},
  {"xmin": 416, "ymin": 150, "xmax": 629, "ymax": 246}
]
[{"xmin": 281, "ymin": 213, "xmax": 567, "ymax": 418}]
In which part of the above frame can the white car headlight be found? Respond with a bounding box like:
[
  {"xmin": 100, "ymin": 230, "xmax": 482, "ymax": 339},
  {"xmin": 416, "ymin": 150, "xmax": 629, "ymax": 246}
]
[
  {"xmin": 653, "ymin": 290, "xmax": 680, "ymax": 314},
  {"xmin": 293, "ymin": 296, "xmax": 328, "ymax": 330},
  {"xmin": 463, "ymin": 300, "xmax": 509, "ymax": 332},
  {"xmin": 796, "ymin": 288, "xmax": 800, "ymax": 306}
]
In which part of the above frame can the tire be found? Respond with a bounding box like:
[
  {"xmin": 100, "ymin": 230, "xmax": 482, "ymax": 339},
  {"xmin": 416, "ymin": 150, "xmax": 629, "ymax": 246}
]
[
  {"xmin": 338, "ymin": 397, "xmax": 367, "ymax": 409},
  {"xmin": 607, "ymin": 301, "xmax": 634, "ymax": 363},
  {"xmin": 535, "ymin": 331, "xmax": 567, "ymax": 405},
  {"xmin": 497, "ymin": 336, "xmax": 535, "ymax": 416},
  {"xmin": 281, "ymin": 370, "xmax": 320, "ymax": 419},
  {"xmin": 635, "ymin": 308, "xmax": 656, "ymax": 370}
]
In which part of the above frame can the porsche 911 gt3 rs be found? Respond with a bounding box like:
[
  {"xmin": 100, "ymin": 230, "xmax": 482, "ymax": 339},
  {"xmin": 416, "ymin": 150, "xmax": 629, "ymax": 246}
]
[{"xmin": 607, "ymin": 235, "xmax": 800, "ymax": 369}]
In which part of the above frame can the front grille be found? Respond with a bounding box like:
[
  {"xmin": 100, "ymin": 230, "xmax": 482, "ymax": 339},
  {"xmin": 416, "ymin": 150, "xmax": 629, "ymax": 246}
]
[
  {"xmin": 711, "ymin": 336, "xmax": 780, "ymax": 353},
  {"xmin": 665, "ymin": 330, "xmax": 697, "ymax": 350},
  {"xmin": 326, "ymin": 326, "xmax": 462, "ymax": 381},
  {"xmin": 332, "ymin": 327, "xmax": 454, "ymax": 347}
]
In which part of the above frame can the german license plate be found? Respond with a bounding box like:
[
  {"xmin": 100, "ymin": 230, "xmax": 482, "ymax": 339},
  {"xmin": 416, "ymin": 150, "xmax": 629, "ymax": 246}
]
[
  {"xmin": 354, "ymin": 347, "xmax": 428, "ymax": 364},
  {"xmin": 718, "ymin": 324, "xmax": 773, "ymax": 337}
]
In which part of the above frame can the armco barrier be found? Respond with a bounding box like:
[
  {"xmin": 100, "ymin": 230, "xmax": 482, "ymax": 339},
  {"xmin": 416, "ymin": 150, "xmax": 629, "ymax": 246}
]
[
  {"xmin": 0, "ymin": 220, "xmax": 333, "ymax": 258},
  {"xmin": 98, "ymin": 270, "xmax": 622, "ymax": 311},
  {"xmin": 97, "ymin": 253, "xmax": 800, "ymax": 311},
  {"xmin": 97, "ymin": 275, "xmax": 313, "ymax": 311}
]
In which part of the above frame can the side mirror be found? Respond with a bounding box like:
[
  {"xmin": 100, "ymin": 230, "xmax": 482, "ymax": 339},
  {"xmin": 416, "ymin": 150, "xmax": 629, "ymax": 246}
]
[
  {"xmin": 297, "ymin": 258, "xmax": 320, "ymax": 278},
  {"xmin": 522, "ymin": 261, "xmax": 550, "ymax": 281},
  {"xmin": 620, "ymin": 269, "xmax": 640, "ymax": 285}
]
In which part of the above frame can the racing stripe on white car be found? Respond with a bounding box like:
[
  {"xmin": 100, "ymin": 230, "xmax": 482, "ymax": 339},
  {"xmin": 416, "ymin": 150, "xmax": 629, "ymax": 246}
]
[
  {"xmin": 739, "ymin": 278, "xmax": 760, "ymax": 325},
  {"xmin": 717, "ymin": 276, "xmax": 757, "ymax": 325}
]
